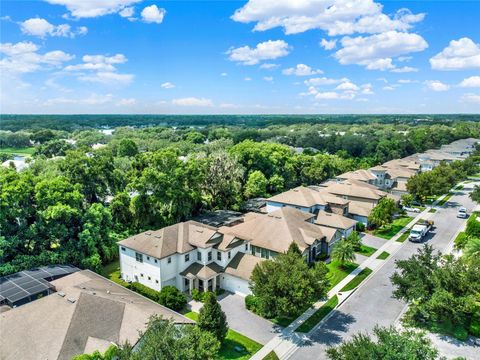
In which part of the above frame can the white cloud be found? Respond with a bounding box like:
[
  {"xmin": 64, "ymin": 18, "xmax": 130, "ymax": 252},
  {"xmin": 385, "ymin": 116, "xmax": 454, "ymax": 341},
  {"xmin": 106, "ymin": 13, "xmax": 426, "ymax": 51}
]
[
  {"xmin": 361, "ymin": 83, "xmax": 374, "ymax": 95},
  {"xmin": 260, "ymin": 63, "xmax": 279, "ymax": 69},
  {"xmin": 244, "ymin": 77, "xmax": 252, "ymax": 81},
  {"xmin": 315, "ymin": 91, "xmax": 355, "ymax": 100},
  {"xmin": 231, "ymin": 0, "xmax": 425, "ymax": 36},
  {"xmin": 46, "ymin": 0, "xmax": 142, "ymax": 18},
  {"xmin": 263, "ymin": 76, "xmax": 273, "ymax": 82},
  {"xmin": 119, "ymin": 6, "xmax": 134, "ymax": 18},
  {"xmin": 161, "ymin": 82, "xmax": 175, "ymax": 89},
  {"xmin": 172, "ymin": 97, "xmax": 213, "ymax": 107},
  {"xmin": 398, "ymin": 79, "xmax": 416, "ymax": 84},
  {"xmin": 320, "ymin": 38, "xmax": 337, "ymax": 50},
  {"xmin": 334, "ymin": 31, "xmax": 428, "ymax": 70},
  {"xmin": 220, "ymin": 72, "xmax": 228, "ymax": 76},
  {"xmin": 0, "ymin": 41, "xmax": 73, "ymax": 75},
  {"xmin": 461, "ymin": 93, "xmax": 480, "ymax": 103},
  {"xmin": 383, "ymin": 85, "xmax": 396, "ymax": 91},
  {"xmin": 335, "ymin": 81, "xmax": 359, "ymax": 91},
  {"xmin": 227, "ymin": 40, "xmax": 290, "ymax": 65},
  {"xmin": 141, "ymin": 4, "xmax": 166, "ymax": 24},
  {"xmin": 390, "ymin": 66, "xmax": 418, "ymax": 73},
  {"xmin": 44, "ymin": 93, "xmax": 114, "ymax": 106},
  {"xmin": 219, "ymin": 103, "xmax": 239, "ymax": 109},
  {"xmin": 430, "ymin": 38, "xmax": 480, "ymax": 70},
  {"xmin": 304, "ymin": 77, "xmax": 348, "ymax": 86},
  {"xmin": 64, "ymin": 53, "xmax": 133, "ymax": 85},
  {"xmin": 424, "ymin": 80, "xmax": 449, "ymax": 92},
  {"xmin": 117, "ymin": 98, "xmax": 137, "ymax": 106},
  {"xmin": 282, "ymin": 63, "xmax": 322, "ymax": 76},
  {"xmin": 459, "ymin": 76, "xmax": 480, "ymax": 88},
  {"xmin": 20, "ymin": 18, "xmax": 87, "ymax": 38}
]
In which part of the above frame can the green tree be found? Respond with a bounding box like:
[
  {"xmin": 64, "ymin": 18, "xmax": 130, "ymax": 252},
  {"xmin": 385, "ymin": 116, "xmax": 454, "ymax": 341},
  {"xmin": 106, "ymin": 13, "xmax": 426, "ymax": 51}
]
[
  {"xmin": 331, "ymin": 240, "xmax": 356, "ymax": 267},
  {"xmin": 158, "ymin": 285, "xmax": 187, "ymax": 311},
  {"xmin": 198, "ymin": 292, "xmax": 228, "ymax": 343},
  {"xmin": 326, "ymin": 326, "xmax": 441, "ymax": 360},
  {"xmin": 128, "ymin": 315, "xmax": 220, "ymax": 360},
  {"xmin": 470, "ymin": 185, "xmax": 480, "ymax": 204},
  {"xmin": 368, "ymin": 198, "xmax": 397, "ymax": 229},
  {"xmin": 185, "ymin": 131, "xmax": 206, "ymax": 144},
  {"xmin": 117, "ymin": 139, "xmax": 138, "ymax": 157},
  {"xmin": 345, "ymin": 231, "xmax": 362, "ymax": 251},
  {"xmin": 244, "ymin": 170, "xmax": 268, "ymax": 198},
  {"xmin": 401, "ymin": 194, "xmax": 414, "ymax": 207},
  {"xmin": 250, "ymin": 243, "xmax": 329, "ymax": 318},
  {"xmin": 464, "ymin": 237, "xmax": 480, "ymax": 259}
]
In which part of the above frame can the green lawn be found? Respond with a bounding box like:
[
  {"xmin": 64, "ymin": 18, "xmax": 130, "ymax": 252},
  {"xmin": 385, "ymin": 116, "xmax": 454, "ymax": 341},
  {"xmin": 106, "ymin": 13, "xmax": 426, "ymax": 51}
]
[
  {"xmin": 262, "ymin": 351, "xmax": 279, "ymax": 360},
  {"xmin": 184, "ymin": 311, "xmax": 262, "ymax": 360},
  {"xmin": 356, "ymin": 244, "xmax": 377, "ymax": 257},
  {"xmin": 340, "ymin": 268, "xmax": 373, "ymax": 292},
  {"xmin": 295, "ymin": 295, "xmax": 339, "ymax": 333},
  {"xmin": 373, "ymin": 216, "xmax": 413, "ymax": 240},
  {"xmin": 0, "ymin": 147, "xmax": 35, "ymax": 157},
  {"xmin": 428, "ymin": 208, "xmax": 437, "ymax": 213},
  {"xmin": 437, "ymin": 192, "xmax": 453, "ymax": 206},
  {"xmin": 376, "ymin": 251, "xmax": 390, "ymax": 260},
  {"xmin": 326, "ymin": 260, "xmax": 359, "ymax": 290},
  {"xmin": 100, "ymin": 260, "xmax": 130, "ymax": 287},
  {"xmin": 396, "ymin": 230, "xmax": 410, "ymax": 243}
]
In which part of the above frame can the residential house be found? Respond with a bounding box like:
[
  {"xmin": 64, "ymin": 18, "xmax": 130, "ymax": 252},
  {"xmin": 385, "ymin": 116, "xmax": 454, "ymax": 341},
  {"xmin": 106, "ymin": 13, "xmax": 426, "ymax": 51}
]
[{"xmin": 315, "ymin": 211, "xmax": 357, "ymax": 238}]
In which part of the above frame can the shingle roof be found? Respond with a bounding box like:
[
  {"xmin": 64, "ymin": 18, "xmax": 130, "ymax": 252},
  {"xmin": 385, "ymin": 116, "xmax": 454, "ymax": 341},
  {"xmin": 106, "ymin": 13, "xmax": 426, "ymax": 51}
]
[
  {"xmin": 118, "ymin": 221, "xmax": 219, "ymax": 259},
  {"xmin": 267, "ymin": 186, "xmax": 348, "ymax": 208},
  {"xmin": 0, "ymin": 270, "xmax": 192, "ymax": 360},
  {"xmin": 226, "ymin": 207, "xmax": 330, "ymax": 253},
  {"xmin": 315, "ymin": 211, "xmax": 357, "ymax": 230},
  {"xmin": 337, "ymin": 169, "xmax": 376, "ymax": 182},
  {"xmin": 325, "ymin": 180, "xmax": 387, "ymax": 200},
  {"xmin": 224, "ymin": 253, "xmax": 264, "ymax": 281},
  {"xmin": 179, "ymin": 262, "xmax": 223, "ymax": 280},
  {"xmin": 348, "ymin": 200, "xmax": 375, "ymax": 217}
]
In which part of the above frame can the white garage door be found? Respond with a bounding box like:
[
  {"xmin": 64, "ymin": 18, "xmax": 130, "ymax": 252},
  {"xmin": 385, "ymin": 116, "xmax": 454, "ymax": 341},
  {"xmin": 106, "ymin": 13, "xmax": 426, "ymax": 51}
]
[{"xmin": 221, "ymin": 274, "xmax": 251, "ymax": 296}]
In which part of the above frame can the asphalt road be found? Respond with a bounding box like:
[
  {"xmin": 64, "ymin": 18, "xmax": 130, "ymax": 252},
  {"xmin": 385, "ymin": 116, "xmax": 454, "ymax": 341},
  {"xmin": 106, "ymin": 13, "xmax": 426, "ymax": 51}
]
[{"xmin": 289, "ymin": 185, "xmax": 478, "ymax": 360}]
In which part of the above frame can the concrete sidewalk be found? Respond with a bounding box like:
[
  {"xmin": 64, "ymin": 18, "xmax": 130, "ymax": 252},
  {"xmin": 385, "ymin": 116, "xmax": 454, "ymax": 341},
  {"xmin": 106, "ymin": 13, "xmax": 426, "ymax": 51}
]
[{"xmin": 250, "ymin": 209, "xmax": 431, "ymax": 360}]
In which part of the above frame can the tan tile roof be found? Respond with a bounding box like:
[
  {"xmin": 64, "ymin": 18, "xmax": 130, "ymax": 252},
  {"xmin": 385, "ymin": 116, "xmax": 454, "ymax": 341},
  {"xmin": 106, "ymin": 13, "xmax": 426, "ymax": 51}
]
[
  {"xmin": 224, "ymin": 253, "xmax": 264, "ymax": 281},
  {"xmin": 267, "ymin": 186, "xmax": 348, "ymax": 208},
  {"xmin": 118, "ymin": 221, "xmax": 219, "ymax": 259},
  {"xmin": 315, "ymin": 211, "xmax": 357, "ymax": 230},
  {"xmin": 179, "ymin": 262, "xmax": 223, "ymax": 280},
  {"xmin": 337, "ymin": 169, "xmax": 376, "ymax": 182},
  {"xmin": 348, "ymin": 200, "xmax": 375, "ymax": 217},
  {"xmin": 0, "ymin": 270, "xmax": 192, "ymax": 360},
  {"xmin": 226, "ymin": 207, "xmax": 331, "ymax": 253},
  {"xmin": 325, "ymin": 179, "xmax": 387, "ymax": 200}
]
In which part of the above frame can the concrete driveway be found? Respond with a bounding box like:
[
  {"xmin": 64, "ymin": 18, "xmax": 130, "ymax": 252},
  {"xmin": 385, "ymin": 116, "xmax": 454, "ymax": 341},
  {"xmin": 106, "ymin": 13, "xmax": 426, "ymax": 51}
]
[
  {"xmin": 218, "ymin": 292, "xmax": 280, "ymax": 344},
  {"xmin": 360, "ymin": 233, "xmax": 387, "ymax": 249}
]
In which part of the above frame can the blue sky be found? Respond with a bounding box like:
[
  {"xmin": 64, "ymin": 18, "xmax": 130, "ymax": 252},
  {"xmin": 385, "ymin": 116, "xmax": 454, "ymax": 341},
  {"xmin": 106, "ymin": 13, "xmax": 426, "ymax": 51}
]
[{"xmin": 1, "ymin": 0, "xmax": 479, "ymax": 114}]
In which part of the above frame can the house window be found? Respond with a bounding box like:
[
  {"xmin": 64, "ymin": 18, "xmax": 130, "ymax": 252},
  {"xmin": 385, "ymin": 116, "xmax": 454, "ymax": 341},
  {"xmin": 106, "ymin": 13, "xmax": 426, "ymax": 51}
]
[
  {"xmin": 147, "ymin": 256, "xmax": 150, "ymax": 261},
  {"xmin": 197, "ymin": 252, "xmax": 202, "ymax": 261},
  {"xmin": 217, "ymin": 252, "xmax": 222, "ymax": 261},
  {"xmin": 135, "ymin": 252, "xmax": 143, "ymax": 263},
  {"xmin": 155, "ymin": 280, "xmax": 159, "ymax": 284},
  {"xmin": 228, "ymin": 251, "xmax": 231, "ymax": 259},
  {"xmin": 208, "ymin": 251, "xmax": 212, "ymax": 261},
  {"xmin": 167, "ymin": 257, "xmax": 171, "ymax": 264},
  {"xmin": 155, "ymin": 259, "xmax": 158, "ymax": 263},
  {"xmin": 148, "ymin": 276, "xmax": 151, "ymax": 280},
  {"xmin": 140, "ymin": 273, "xmax": 144, "ymax": 277},
  {"xmin": 245, "ymin": 243, "xmax": 248, "ymax": 251},
  {"xmin": 185, "ymin": 254, "xmax": 190, "ymax": 262},
  {"xmin": 121, "ymin": 247, "xmax": 126, "ymax": 251}
]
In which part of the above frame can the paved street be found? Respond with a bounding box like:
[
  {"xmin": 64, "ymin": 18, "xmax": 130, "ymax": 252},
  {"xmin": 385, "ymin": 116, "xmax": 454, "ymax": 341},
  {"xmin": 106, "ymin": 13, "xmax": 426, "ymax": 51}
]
[
  {"xmin": 360, "ymin": 233, "xmax": 388, "ymax": 249},
  {"xmin": 289, "ymin": 185, "xmax": 479, "ymax": 360}
]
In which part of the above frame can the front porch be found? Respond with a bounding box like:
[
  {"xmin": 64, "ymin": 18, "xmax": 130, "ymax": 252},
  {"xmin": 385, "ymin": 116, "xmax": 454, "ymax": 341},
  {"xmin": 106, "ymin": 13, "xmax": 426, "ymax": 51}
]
[{"xmin": 180, "ymin": 262, "xmax": 223, "ymax": 294}]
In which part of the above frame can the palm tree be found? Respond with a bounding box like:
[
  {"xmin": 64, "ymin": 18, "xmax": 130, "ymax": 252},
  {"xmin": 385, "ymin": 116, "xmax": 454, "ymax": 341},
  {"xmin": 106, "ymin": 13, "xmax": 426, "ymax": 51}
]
[
  {"xmin": 464, "ymin": 237, "xmax": 480, "ymax": 259},
  {"xmin": 331, "ymin": 240, "xmax": 356, "ymax": 268}
]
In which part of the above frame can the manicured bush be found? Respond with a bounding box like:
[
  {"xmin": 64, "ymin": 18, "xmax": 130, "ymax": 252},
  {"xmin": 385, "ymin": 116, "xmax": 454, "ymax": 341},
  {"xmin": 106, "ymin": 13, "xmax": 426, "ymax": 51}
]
[
  {"xmin": 245, "ymin": 295, "xmax": 258, "ymax": 312},
  {"xmin": 158, "ymin": 285, "xmax": 187, "ymax": 311},
  {"xmin": 191, "ymin": 288, "xmax": 205, "ymax": 302},
  {"xmin": 469, "ymin": 313, "xmax": 480, "ymax": 337},
  {"xmin": 129, "ymin": 281, "xmax": 160, "ymax": 302},
  {"xmin": 198, "ymin": 292, "xmax": 229, "ymax": 343},
  {"xmin": 465, "ymin": 212, "xmax": 480, "ymax": 237},
  {"xmin": 355, "ymin": 222, "xmax": 365, "ymax": 232}
]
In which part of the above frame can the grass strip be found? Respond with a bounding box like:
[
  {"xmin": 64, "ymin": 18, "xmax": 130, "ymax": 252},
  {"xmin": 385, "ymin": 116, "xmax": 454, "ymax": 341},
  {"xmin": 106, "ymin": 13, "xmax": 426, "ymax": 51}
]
[
  {"xmin": 376, "ymin": 251, "xmax": 390, "ymax": 260},
  {"xmin": 396, "ymin": 229, "xmax": 411, "ymax": 243},
  {"xmin": 262, "ymin": 351, "xmax": 280, "ymax": 360},
  {"xmin": 373, "ymin": 216, "xmax": 413, "ymax": 240},
  {"xmin": 356, "ymin": 244, "xmax": 377, "ymax": 257},
  {"xmin": 340, "ymin": 268, "xmax": 373, "ymax": 292},
  {"xmin": 295, "ymin": 295, "xmax": 339, "ymax": 333}
]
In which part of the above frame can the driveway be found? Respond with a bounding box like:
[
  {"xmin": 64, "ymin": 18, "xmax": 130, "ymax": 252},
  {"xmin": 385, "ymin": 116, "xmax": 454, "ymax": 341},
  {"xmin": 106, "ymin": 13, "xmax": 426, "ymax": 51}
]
[
  {"xmin": 218, "ymin": 292, "xmax": 280, "ymax": 344},
  {"xmin": 360, "ymin": 233, "xmax": 387, "ymax": 249}
]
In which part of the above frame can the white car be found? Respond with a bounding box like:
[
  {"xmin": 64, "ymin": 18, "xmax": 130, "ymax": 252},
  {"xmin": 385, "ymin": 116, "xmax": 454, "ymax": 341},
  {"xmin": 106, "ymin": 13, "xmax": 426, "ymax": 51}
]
[
  {"xmin": 403, "ymin": 206, "xmax": 420, "ymax": 213},
  {"xmin": 457, "ymin": 207, "xmax": 467, "ymax": 218}
]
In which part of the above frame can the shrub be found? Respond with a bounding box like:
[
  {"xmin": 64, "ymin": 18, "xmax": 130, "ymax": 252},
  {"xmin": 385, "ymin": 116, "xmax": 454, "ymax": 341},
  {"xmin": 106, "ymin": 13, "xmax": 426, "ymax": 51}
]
[
  {"xmin": 158, "ymin": 285, "xmax": 187, "ymax": 311},
  {"xmin": 356, "ymin": 222, "xmax": 366, "ymax": 232},
  {"xmin": 191, "ymin": 288, "xmax": 204, "ymax": 302},
  {"xmin": 465, "ymin": 212, "xmax": 480, "ymax": 237},
  {"xmin": 198, "ymin": 292, "xmax": 228, "ymax": 343},
  {"xmin": 469, "ymin": 313, "xmax": 480, "ymax": 337},
  {"xmin": 130, "ymin": 282, "xmax": 160, "ymax": 302},
  {"xmin": 245, "ymin": 294, "xmax": 259, "ymax": 312}
]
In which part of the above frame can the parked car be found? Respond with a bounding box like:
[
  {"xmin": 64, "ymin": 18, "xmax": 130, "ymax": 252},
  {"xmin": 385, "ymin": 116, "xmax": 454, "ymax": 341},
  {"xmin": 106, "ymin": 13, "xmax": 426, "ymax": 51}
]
[
  {"xmin": 408, "ymin": 219, "xmax": 434, "ymax": 242},
  {"xmin": 457, "ymin": 207, "xmax": 468, "ymax": 218},
  {"xmin": 403, "ymin": 206, "xmax": 420, "ymax": 213},
  {"xmin": 473, "ymin": 337, "xmax": 480, "ymax": 347}
]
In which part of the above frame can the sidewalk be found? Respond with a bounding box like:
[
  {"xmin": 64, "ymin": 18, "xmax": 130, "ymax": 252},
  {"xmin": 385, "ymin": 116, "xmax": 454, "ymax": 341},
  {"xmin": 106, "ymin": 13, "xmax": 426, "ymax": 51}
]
[{"xmin": 250, "ymin": 208, "xmax": 431, "ymax": 360}]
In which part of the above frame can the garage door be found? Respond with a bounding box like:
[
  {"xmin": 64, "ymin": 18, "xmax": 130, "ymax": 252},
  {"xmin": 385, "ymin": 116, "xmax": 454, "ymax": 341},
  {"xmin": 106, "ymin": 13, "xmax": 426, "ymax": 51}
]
[{"xmin": 221, "ymin": 274, "xmax": 251, "ymax": 296}]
